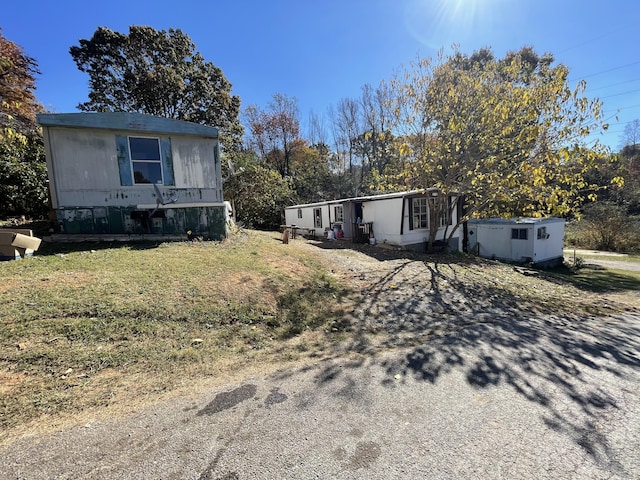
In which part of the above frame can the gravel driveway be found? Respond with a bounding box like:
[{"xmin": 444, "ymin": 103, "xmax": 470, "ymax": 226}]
[{"xmin": 2, "ymin": 241, "xmax": 639, "ymax": 479}]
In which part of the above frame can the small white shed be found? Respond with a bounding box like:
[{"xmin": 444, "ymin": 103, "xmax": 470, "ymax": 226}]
[{"xmin": 467, "ymin": 217, "xmax": 565, "ymax": 267}]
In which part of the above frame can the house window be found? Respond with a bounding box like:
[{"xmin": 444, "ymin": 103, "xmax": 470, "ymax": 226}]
[
  {"xmin": 314, "ymin": 208, "xmax": 322, "ymax": 228},
  {"xmin": 129, "ymin": 137, "xmax": 163, "ymax": 184},
  {"xmin": 537, "ymin": 226, "xmax": 548, "ymax": 239},
  {"xmin": 297, "ymin": 208, "xmax": 302, "ymax": 219},
  {"xmin": 411, "ymin": 198, "xmax": 428, "ymax": 230},
  {"xmin": 429, "ymin": 197, "xmax": 450, "ymax": 227},
  {"xmin": 511, "ymin": 228, "xmax": 528, "ymax": 240},
  {"xmin": 334, "ymin": 206, "xmax": 344, "ymax": 222}
]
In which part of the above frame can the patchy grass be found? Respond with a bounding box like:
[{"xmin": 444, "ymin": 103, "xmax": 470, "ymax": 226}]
[
  {"xmin": 0, "ymin": 231, "xmax": 352, "ymax": 442},
  {"xmin": 2, "ymin": 231, "xmax": 639, "ymax": 444},
  {"xmin": 554, "ymin": 267, "xmax": 640, "ymax": 293}
]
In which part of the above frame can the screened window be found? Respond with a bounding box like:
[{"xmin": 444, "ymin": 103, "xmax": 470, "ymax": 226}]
[
  {"xmin": 511, "ymin": 228, "xmax": 528, "ymax": 240},
  {"xmin": 129, "ymin": 137, "xmax": 162, "ymax": 184},
  {"xmin": 334, "ymin": 205, "xmax": 344, "ymax": 222},
  {"xmin": 297, "ymin": 208, "xmax": 303, "ymax": 219},
  {"xmin": 411, "ymin": 198, "xmax": 428, "ymax": 229}
]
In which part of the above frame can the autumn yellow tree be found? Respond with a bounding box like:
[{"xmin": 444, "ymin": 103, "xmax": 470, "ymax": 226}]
[
  {"xmin": 385, "ymin": 47, "xmax": 618, "ymax": 250},
  {"xmin": 0, "ymin": 29, "xmax": 48, "ymax": 217}
]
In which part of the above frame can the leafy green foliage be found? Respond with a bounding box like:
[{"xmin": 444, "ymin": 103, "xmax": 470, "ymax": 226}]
[
  {"xmin": 70, "ymin": 26, "xmax": 243, "ymax": 152},
  {"xmin": 0, "ymin": 134, "xmax": 48, "ymax": 217},
  {"xmin": 224, "ymin": 152, "xmax": 296, "ymax": 229}
]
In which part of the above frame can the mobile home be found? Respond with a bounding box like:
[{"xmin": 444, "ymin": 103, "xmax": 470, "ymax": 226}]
[
  {"xmin": 38, "ymin": 112, "xmax": 227, "ymax": 239},
  {"xmin": 284, "ymin": 190, "xmax": 461, "ymax": 252}
]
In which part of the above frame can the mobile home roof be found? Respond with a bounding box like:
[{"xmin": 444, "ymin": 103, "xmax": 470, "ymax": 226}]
[{"xmin": 284, "ymin": 189, "xmax": 445, "ymax": 210}]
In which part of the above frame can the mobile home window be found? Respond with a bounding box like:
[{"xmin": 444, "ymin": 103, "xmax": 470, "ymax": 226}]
[
  {"xmin": 297, "ymin": 208, "xmax": 302, "ymax": 219},
  {"xmin": 511, "ymin": 228, "xmax": 528, "ymax": 240},
  {"xmin": 411, "ymin": 198, "xmax": 428, "ymax": 230},
  {"xmin": 334, "ymin": 206, "xmax": 344, "ymax": 222},
  {"xmin": 314, "ymin": 208, "xmax": 322, "ymax": 228},
  {"xmin": 129, "ymin": 137, "xmax": 162, "ymax": 184},
  {"xmin": 537, "ymin": 226, "xmax": 547, "ymax": 239},
  {"xmin": 429, "ymin": 197, "xmax": 449, "ymax": 227}
]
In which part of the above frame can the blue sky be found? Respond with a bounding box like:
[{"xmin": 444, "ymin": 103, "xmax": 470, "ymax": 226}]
[{"xmin": 4, "ymin": 0, "xmax": 639, "ymax": 151}]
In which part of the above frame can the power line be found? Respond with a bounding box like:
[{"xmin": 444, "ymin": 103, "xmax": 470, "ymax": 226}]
[
  {"xmin": 587, "ymin": 78, "xmax": 640, "ymax": 92},
  {"xmin": 600, "ymin": 88, "xmax": 640, "ymax": 99},
  {"xmin": 603, "ymin": 103, "xmax": 640, "ymax": 112},
  {"xmin": 577, "ymin": 60, "xmax": 640, "ymax": 80},
  {"xmin": 557, "ymin": 24, "xmax": 634, "ymax": 55}
]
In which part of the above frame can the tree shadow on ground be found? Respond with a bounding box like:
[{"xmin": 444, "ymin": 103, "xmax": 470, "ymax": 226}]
[
  {"xmin": 310, "ymin": 252, "xmax": 640, "ymax": 473},
  {"xmin": 35, "ymin": 241, "xmax": 164, "ymax": 256}
]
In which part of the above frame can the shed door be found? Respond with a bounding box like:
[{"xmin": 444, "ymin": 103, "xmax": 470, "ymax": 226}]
[{"xmin": 511, "ymin": 227, "xmax": 532, "ymax": 262}]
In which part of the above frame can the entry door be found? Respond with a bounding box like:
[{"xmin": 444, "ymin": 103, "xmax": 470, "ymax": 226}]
[{"xmin": 313, "ymin": 208, "xmax": 322, "ymax": 228}]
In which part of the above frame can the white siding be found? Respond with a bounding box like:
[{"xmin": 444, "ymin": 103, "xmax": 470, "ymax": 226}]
[{"xmin": 532, "ymin": 221, "xmax": 565, "ymax": 262}]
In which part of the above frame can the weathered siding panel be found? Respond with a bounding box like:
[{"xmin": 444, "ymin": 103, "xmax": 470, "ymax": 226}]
[
  {"xmin": 173, "ymin": 137, "xmax": 218, "ymax": 189},
  {"xmin": 50, "ymin": 128, "xmax": 119, "ymax": 191},
  {"xmin": 47, "ymin": 127, "xmax": 222, "ymax": 208},
  {"xmin": 40, "ymin": 112, "xmax": 225, "ymax": 239}
]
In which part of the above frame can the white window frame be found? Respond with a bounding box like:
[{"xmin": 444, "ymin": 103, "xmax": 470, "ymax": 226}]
[
  {"xmin": 334, "ymin": 205, "xmax": 344, "ymax": 222},
  {"xmin": 129, "ymin": 136, "xmax": 164, "ymax": 185},
  {"xmin": 429, "ymin": 197, "xmax": 450, "ymax": 228},
  {"xmin": 411, "ymin": 198, "xmax": 428, "ymax": 230}
]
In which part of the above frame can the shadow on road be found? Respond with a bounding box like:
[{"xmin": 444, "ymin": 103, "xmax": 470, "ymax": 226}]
[{"xmin": 311, "ymin": 253, "xmax": 640, "ymax": 473}]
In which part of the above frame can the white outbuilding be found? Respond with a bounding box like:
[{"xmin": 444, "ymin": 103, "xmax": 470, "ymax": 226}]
[{"xmin": 466, "ymin": 217, "xmax": 565, "ymax": 267}]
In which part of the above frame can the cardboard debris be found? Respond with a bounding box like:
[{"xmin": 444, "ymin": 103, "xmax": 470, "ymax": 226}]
[{"xmin": 0, "ymin": 229, "xmax": 42, "ymax": 261}]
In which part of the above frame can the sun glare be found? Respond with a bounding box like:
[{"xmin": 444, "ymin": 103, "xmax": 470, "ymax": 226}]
[{"xmin": 404, "ymin": 0, "xmax": 501, "ymax": 50}]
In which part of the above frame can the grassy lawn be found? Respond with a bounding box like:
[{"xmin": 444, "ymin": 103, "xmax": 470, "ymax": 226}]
[
  {"xmin": 1, "ymin": 229, "xmax": 639, "ymax": 443},
  {"xmin": 0, "ymin": 230, "xmax": 352, "ymax": 442}
]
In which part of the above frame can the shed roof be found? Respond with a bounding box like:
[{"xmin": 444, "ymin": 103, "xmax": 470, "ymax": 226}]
[
  {"xmin": 468, "ymin": 217, "xmax": 565, "ymax": 225},
  {"xmin": 37, "ymin": 112, "xmax": 219, "ymax": 138}
]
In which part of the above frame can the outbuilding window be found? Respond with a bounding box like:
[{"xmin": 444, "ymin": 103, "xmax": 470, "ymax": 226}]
[
  {"xmin": 129, "ymin": 137, "xmax": 163, "ymax": 184},
  {"xmin": 537, "ymin": 226, "xmax": 548, "ymax": 239},
  {"xmin": 511, "ymin": 228, "xmax": 528, "ymax": 240},
  {"xmin": 334, "ymin": 205, "xmax": 344, "ymax": 222},
  {"xmin": 297, "ymin": 208, "xmax": 302, "ymax": 219}
]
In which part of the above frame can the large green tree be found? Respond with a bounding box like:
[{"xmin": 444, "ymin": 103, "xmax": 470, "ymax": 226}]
[
  {"xmin": 224, "ymin": 151, "xmax": 296, "ymax": 230},
  {"xmin": 0, "ymin": 29, "xmax": 47, "ymax": 218},
  {"xmin": 70, "ymin": 26, "xmax": 243, "ymax": 152},
  {"xmin": 384, "ymin": 47, "xmax": 615, "ymax": 250}
]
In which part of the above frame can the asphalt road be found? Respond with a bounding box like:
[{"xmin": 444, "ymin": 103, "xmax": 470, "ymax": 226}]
[{"xmin": 3, "ymin": 311, "xmax": 640, "ymax": 479}]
